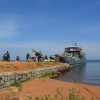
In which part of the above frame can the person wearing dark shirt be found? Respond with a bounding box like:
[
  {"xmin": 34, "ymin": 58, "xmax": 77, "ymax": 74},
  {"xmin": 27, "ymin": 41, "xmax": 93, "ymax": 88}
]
[
  {"xmin": 4, "ymin": 51, "xmax": 10, "ymax": 61},
  {"xmin": 26, "ymin": 53, "xmax": 30, "ymax": 61},
  {"xmin": 16, "ymin": 56, "xmax": 20, "ymax": 61}
]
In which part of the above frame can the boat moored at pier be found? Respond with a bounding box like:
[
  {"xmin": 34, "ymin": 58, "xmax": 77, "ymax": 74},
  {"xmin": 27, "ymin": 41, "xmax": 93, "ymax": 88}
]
[{"xmin": 56, "ymin": 43, "xmax": 86, "ymax": 66}]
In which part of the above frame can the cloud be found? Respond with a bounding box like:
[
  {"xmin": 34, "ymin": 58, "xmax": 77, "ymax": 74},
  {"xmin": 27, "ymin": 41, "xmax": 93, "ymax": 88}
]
[{"xmin": 0, "ymin": 16, "xmax": 18, "ymax": 38}]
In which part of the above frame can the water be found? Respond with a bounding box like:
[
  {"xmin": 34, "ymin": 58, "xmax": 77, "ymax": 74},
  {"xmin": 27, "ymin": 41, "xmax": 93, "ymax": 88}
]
[{"xmin": 57, "ymin": 60, "xmax": 100, "ymax": 86}]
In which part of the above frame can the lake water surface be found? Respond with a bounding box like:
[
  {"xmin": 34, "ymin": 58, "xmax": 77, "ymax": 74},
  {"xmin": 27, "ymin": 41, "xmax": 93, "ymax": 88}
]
[{"xmin": 57, "ymin": 60, "xmax": 100, "ymax": 86}]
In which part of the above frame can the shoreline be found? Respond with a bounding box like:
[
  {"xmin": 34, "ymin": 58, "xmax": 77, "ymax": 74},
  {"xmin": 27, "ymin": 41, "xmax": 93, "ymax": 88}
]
[
  {"xmin": 17, "ymin": 78, "xmax": 100, "ymax": 100},
  {"xmin": 0, "ymin": 62, "xmax": 69, "ymax": 88},
  {"xmin": 0, "ymin": 62, "xmax": 100, "ymax": 100},
  {"xmin": 0, "ymin": 78, "xmax": 100, "ymax": 100},
  {"xmin": 56, "ymin": 79, "xmax": 100, "ymax": 87},
  {"xmin": 0, "ymin": 61, "xmax": 99, "ymax": 87}
]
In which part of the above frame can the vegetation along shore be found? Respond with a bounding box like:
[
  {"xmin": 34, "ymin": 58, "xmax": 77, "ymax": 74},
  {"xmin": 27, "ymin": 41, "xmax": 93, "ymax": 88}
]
[{"xmin": 0, "ymin": 61, "xmax": 99, "ymax": 100}]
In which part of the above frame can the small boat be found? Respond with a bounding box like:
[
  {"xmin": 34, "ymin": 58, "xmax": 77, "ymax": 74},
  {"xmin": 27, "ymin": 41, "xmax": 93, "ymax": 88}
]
[{"xmin": 55, "ymin": 43, "xmax": 86, "ymax": 66}]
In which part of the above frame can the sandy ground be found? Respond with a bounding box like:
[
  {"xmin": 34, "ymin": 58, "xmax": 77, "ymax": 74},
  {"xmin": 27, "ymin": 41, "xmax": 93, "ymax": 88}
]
[
  {"xmin": 0, "ymin": 78, "xmax": 100, "ymax": 100},
  {"xmin": 0, "ymin": 62, "xmax": 66, "ymax": 72},
  {"xmin": 0, "ymin": 62, "xmax": 100, "ymax": 100},
  {"xmin": 20, "ymin": 78, "xmax": 100, "ymax": 100}
]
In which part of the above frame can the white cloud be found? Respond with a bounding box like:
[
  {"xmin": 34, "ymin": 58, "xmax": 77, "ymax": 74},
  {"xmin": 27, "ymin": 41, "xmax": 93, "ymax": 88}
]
[{"xmin": 0, "ymin": 17, "xmax": 18, "ymax": 38}]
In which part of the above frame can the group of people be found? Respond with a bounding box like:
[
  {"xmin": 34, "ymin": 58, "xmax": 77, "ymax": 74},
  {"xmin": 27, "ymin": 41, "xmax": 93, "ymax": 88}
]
[
  {"xmin": 26, "ymin": 51, "xmax": 43, "ymax": 62},
  {"xmin": 2, "ymin": 51, "xmax": 43, "ymax": 62},
  {"xmin": 1, "ymin": 51, "xmax": 56, "ymax": 62},
  {"xmin": 2, "ymin": 51, "xmax": 20, "ymax": 61}
]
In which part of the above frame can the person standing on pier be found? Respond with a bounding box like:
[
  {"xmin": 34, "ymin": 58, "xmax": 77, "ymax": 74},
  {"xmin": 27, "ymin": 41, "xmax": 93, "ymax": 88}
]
[
  {"xmin": 4, "ymin": 51, "xmax": 10, "ymax": 61},
  {"xmin": 35, "ymin": 51, "xmax": 42, "ymax": 62},
  {"xmin": 26, "ymin": 53, "xmax": 30, "ymax": 61},
  {"xmin": 16, "ymin": 56, "xmax": 20, "ymax": 61}
]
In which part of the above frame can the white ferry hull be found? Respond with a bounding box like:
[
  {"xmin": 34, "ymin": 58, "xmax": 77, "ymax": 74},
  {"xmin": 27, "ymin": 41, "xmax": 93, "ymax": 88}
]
[
  {"xmin": 56, "ymin": 44, "xmax": 86, "ymax": 66},
  {"xmin": 63, "ymin": 57, "xmax": 86, "ymax": 66}
]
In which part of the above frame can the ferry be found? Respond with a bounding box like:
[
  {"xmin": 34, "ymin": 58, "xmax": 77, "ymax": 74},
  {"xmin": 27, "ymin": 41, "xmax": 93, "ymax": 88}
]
[{"xmin": 55, "ymin": 43, "xmax": 86, "ymax": 66}]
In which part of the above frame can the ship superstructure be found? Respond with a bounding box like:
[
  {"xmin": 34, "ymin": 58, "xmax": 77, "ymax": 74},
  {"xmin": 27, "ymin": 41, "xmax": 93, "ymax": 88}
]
[{"xmin": 56, "ymin": 44, "xmax": 86, "ymax": 66}]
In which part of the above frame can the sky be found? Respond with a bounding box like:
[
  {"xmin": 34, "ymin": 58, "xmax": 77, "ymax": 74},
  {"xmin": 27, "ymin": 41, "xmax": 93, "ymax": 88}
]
[{"xmin": 0, "ymin": 0, "xmax": 100, "ymax": 60}]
